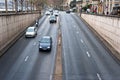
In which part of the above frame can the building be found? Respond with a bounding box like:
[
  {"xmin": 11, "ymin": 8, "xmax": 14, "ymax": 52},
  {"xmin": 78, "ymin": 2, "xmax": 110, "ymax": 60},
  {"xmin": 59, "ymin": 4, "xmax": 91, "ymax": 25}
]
[{"xmin": 105, "ymin": 0, "xmax": 120, "ymax": 14}]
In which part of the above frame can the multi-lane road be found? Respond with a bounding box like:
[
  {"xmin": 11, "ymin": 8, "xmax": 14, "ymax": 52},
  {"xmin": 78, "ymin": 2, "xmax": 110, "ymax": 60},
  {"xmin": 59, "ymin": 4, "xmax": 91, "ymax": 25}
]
[{"xmin": 0, "ymin": 12, "xmax": 120, "ymax": 80}]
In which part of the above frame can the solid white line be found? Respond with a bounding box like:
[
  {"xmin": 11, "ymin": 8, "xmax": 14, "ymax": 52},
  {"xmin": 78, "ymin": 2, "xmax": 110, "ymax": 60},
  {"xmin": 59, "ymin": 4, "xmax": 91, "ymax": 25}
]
[
  {"xmin": 97, "ymin": 73, "xmax": 102, "ymax": 80},
  {"xmin": 25, "ymin": 56, "xmax": 29, "ymax": 62},
  {"xmin": 81, "ymin": 39, "xmax": 84, "ymax": 43},
  {"xmin": 86, "ymin": 51, "xmax": 91, "ymax": 57},
  {"xmin": 49, "ymin": 75, "xmax": 52, "ymax": 80}
]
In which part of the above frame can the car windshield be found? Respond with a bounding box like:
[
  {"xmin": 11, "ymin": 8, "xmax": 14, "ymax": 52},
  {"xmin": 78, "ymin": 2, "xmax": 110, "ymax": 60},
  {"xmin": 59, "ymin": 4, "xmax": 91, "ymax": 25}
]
[
  {"xmin": 27, "ymin": 28, "xmax": 34, "ymax": 32},
  {"xmin": 40, "ymin": 38, "xmax": 50, "ymax": 43},
  {"xmin": 50, "ymin": 16, "xmax": 55, "ymax": 18}
]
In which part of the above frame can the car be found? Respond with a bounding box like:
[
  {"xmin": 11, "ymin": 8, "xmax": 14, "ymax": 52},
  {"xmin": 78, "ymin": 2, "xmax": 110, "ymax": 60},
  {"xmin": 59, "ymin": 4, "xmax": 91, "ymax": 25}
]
[
  {"xmin": 45, "ymin": 11, "xmax": 51, "ymax": 15},
  {"xmin": 66, "ymin": 10, "xmax": 70, "ymax": 13},
  {"xmin": 54, "ymin": 12, "xmax": 59, "ymax": 16},
  {"xmin": 39, "ymin": 36, "xmax": 52, "ymax": 51},
  {"xmin": 54, "ymin": 10, "xmax": 59, "ymax": 13},
  {"xmin": 49, "ymin": 15, "xmax": 57, "ymax": 23},
  {"xmin": 25, "ymin": 27, "xmax": 37, "ymax": 38}
]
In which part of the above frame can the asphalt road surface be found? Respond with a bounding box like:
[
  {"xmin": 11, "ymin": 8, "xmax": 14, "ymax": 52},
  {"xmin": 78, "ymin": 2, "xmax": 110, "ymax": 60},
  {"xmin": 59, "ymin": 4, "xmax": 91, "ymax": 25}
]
[
  {"xmin": 0, "ymin": 15, "xmax": 59, "ymax": 80},
  {"xmin": 0, "ymin": 12, "xmax": 120, "ymax": 80},
  {"xmin": 60, "ymin": 12, "xmax": 120, "ymax": 80}
]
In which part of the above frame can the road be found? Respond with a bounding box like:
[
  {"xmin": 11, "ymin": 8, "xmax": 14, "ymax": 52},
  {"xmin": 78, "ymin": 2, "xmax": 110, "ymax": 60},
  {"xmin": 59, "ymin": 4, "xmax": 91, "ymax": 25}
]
[
  {"xmin": 0, "ymin": 12, "xmax": 120, "ymax": 80},
  {"xmin": 60, "ymin": 12, "xmax": 120, "ymax": 80},
  {"xmin": 0, "ymin": 15, "xmax": 59, "ymax": 80}
]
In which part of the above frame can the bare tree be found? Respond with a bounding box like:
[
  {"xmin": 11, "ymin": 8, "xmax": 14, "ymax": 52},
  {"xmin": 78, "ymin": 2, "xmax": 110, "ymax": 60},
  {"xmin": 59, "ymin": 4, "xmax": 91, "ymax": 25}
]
[
  {"xmin": 5, "ymin": 0, "xmax": 8, "ymax": 13},
  {"xmin": 19, "ymin": 0, "xmax": 24, "ymax": 11},
  {"xmin": 14, "ymin": 0, "xmax": 18, "ymax": 12}
]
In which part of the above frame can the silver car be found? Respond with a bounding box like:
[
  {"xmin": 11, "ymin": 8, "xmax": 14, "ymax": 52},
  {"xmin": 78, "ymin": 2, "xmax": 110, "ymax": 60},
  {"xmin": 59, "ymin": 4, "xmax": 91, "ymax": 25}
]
[{"xmin": 25, "ymin": 27, "xmax": 37, "ymax": 38}]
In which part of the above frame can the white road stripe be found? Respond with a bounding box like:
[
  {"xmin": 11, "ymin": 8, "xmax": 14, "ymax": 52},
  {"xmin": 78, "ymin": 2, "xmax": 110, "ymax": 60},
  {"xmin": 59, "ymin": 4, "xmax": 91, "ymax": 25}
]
[
  {"xmin": 74, "ymin": 25, "xmax": 76, "ymax": 28},
  {"xmin": 25, "ymin": 56, "xmax": 29, "ymax": 62},
  {"xmin": 86, "ymin": 51, "xmax": 91, "ymax": 57},
  {"xmin": 97, "ymin": 73, "xmax": 102, "ymax": 80},
  {"xmin": 49, "ymin": 75, "xmax": 52, "ymax": 80},
  {"xmin": 76, "ymin": 31, "xmax": 79, "ymax": 34},
  {"xmin": 81, "ymin": 39, "xmax": 84, "ymax": 43}
]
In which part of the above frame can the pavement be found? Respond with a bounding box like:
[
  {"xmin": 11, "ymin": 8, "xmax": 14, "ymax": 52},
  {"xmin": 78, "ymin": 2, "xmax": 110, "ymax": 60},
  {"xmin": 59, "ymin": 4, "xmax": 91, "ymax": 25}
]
[{"xmin": 0, "ymin": 12, "xmax": 120, "ymax": 80}]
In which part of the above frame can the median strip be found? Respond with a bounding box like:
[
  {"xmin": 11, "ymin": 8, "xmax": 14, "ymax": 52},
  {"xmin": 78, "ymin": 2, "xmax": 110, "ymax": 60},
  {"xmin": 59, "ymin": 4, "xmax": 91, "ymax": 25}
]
[{"xmin": 53, "ymin": 30, "xmax": 62, "ymax": 80}]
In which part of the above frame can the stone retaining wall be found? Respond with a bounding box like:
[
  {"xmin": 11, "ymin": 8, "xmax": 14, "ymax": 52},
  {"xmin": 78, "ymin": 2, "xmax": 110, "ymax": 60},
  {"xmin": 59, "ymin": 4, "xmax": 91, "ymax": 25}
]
[
  {"xmin": 81, "ymin": 14, "xmax": 120, "ymax": 59},
  {"xmin": 0, "ymin": 13, "xmax": 40, "ymax": 56}
]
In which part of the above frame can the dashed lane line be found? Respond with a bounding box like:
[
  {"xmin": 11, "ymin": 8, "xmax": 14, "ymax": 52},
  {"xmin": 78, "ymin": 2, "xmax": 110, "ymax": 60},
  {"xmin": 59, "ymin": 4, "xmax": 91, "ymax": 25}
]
[
  {"xmin": 97, "ymin": 73, "xmax": 102, "ymax": 80},
  {"xmin": 25, "ymin": 56, "xmax": 29, "ymax": 62},
  {"xmin": 86, "ymin": 51, "xmax": 91, "ymax": 57}
]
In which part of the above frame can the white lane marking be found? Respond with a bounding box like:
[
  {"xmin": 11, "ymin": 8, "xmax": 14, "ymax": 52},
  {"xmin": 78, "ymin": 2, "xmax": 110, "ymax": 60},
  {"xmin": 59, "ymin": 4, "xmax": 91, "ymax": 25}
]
[
  {"xmin": 97, "ymin": 73, "xmax": 102, "ymax": 80},
  {"xmin": 81, "ymin": 39, "xmax": 84, "ymax": 43},
  {"xmin": 25, "ymin": 56, "xmax": 29, "ymax": 62},
  {"xmin": 49, "ymin": 75, "xmax": 52, "ymax": 80},
  {"xmin": 86, "ymin": 51, "xmax": 91, "ymax": 57},
  {"xmin": 73, "ymin": 25, "xmax": 77, "ymax": 28},
  {"xmin": 76, "ymin": 31, "xmax": 79, "ymax": 34},
  {"xmin": 33, "ymin": 42, "xmax": 36, "ymax": 45}
]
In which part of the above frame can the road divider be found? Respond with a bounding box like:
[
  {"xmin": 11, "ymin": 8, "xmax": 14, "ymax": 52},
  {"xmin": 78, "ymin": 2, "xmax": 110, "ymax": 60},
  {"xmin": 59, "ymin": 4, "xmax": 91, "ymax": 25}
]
[{"xmin": 53, "ymin": 29, "xmax": 62, "ymax": 80}]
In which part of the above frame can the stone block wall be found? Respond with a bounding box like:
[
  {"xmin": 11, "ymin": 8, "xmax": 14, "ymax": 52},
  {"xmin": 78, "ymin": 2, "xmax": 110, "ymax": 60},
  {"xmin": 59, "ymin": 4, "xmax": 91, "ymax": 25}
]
[
  {"xmin": 81, "ymin": 14, "xmax": 120, "ymax": 59},
  {"xmin": 0, "ymin": 13, "xmax": 40, "ymax": 56}
]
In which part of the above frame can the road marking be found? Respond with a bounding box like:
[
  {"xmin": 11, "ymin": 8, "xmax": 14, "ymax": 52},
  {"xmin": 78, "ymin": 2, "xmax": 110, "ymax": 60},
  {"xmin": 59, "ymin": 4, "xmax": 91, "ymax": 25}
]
[
  {"xmin": 81, "ymin": 39, "xmax": 84, "ymax": 43},
  {"xmin": 76, "ymin": 31, "xmax": 79, "ymax": 34},
  {"xmin": 25, "ymin": 56, "xmax": 29, "ymax": 62},
  {"xmin": 33, "ymin": 42, "xmax": 36, "ymax": 45},
  {"xmin": 73, "ymin": 25, "xmax": 76, "ymax": 28},
  {"xmin": 97, "ymin": 73, "xmax": 102, "ymax": 80},
  {"xmin": 50, "ymin": 75, "xmax": 52, "ymax": 80},
  {"xmin": 86, "ymin": 51, "xmax": 91, "ymax": 57}
]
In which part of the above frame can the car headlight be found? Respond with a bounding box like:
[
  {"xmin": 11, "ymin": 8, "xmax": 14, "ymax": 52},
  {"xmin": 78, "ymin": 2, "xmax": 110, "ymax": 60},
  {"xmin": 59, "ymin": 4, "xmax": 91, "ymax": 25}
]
[
  {"xmin": 40, "ymin": 46, "xmax": 42, "ymax": 48},
  {"xmin": 47, "ymin": 46, "xmax": 50, "ymax": 48}
]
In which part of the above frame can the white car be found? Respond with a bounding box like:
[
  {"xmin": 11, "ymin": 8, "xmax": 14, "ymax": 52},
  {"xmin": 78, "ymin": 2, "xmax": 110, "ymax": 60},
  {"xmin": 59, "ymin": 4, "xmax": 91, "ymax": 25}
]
[
  {"xmin": 54, "ymin": 12, "xmax": 59, "ymax": 16},
  {"xmin": 25, "ymin": 27, "xmax": 37, "ymax": 38},
  {"xmin": 45, "ymin": 11, "xmax": 51, "ymax": 15}
]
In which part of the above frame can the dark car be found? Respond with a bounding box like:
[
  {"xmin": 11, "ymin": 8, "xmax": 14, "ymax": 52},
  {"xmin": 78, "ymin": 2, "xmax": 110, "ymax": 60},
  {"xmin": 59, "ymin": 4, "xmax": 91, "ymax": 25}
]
[
  {"xmin": 39, "ymin": 36, "xmax": 52, "ymax": 51},
  {"xmin": 49, "ymin": 15, "xmax": 57, "ymax": 23},
  {"xmin": 66, "ymin": 10, "xmax": 70, "ymax": 13}
]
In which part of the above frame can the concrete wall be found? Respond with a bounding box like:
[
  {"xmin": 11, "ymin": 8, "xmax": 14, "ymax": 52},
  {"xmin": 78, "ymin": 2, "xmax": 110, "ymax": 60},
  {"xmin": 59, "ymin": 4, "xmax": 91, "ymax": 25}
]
[
  {"xmin": 81, "ymin": 14, "xmax": 120, "ymax": 59},
  {"xmin": 0, "ymin": 13, "xmax": 40, "ymax": 56}
]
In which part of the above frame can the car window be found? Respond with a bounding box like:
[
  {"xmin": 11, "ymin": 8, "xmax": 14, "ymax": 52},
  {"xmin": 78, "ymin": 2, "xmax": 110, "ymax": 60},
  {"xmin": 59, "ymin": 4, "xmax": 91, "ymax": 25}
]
[
  {"xmin": 40, "ymin": 38, "xmax": 50, "ymax": 43},
  {"xmin": 27, "ymin": 28, "xmax": 34, "ymax": 32}
]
